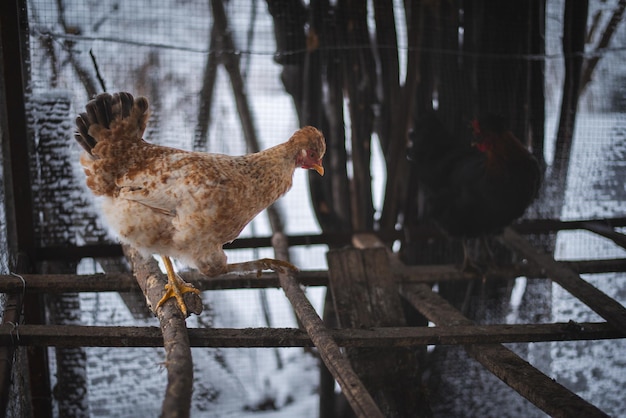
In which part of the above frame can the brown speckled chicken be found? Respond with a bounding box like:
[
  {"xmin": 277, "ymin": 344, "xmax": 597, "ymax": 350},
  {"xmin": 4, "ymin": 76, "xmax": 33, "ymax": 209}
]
[{"xmin": 75, "ymin": 92, "xmax": 325, "ymax": 315}]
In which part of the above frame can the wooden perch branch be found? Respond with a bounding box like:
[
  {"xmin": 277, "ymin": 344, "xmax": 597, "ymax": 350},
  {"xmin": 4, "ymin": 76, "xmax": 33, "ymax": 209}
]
[
  {"xmin": 123, "ymin": 245, "xmax": 201, "ymax": 418},
  {"xmin": 271, "ymin": 233, "xmax": 385, "ymax": 418}
]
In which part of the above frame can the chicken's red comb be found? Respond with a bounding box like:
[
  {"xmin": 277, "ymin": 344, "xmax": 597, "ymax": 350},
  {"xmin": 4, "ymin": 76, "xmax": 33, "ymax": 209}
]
[{"xmin": 471, "ymin": 119, "xmax": 481, "ymax": 135}]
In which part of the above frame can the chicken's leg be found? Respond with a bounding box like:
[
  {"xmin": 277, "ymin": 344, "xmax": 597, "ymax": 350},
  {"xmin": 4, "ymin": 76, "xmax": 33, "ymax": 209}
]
[
  {"xmin": 226, "ymin": 258, "xmax": 298, "ymax": 277},
  {"xmin": 156, "ymin": 255, "xmax": 201, "ymax": 316}
]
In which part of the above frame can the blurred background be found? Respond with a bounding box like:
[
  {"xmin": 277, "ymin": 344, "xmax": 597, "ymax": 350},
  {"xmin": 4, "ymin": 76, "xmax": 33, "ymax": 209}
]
[{"xmin": 1, "ymin": 0, "xmax": 625, "ymax": 417}]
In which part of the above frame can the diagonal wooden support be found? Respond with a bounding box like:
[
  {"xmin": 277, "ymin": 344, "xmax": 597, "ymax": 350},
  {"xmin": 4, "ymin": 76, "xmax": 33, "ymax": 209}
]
[
  {"xmin": 580, "ymin": 221, "xmax": 626, "ymax": 250},
  {"xmin": 401, "ymin": 283, "xmax": 610, "ymax": 418},
  {"xmin": 271, "ymin": 233, "xmax": 384, "ymax": 418},
  {"xmin": 501, "ymin": 227, "xmax": 626, "ymax": 333}
]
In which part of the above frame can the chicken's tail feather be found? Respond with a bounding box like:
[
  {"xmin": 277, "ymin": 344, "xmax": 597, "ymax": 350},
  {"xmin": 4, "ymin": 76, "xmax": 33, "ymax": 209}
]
[{"xmin": 74, "ymin": 92, "xmax": 149, "ymax": 157}]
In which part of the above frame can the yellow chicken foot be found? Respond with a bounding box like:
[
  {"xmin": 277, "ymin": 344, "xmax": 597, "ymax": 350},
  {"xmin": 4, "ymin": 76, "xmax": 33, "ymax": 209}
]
[
  {"xmin": 227, "ymin": 258, "xmax": 299, "ymax": 277},
  {"xmin": 156, "ymin": 255, "xmax": 201, "ymax": 316}
]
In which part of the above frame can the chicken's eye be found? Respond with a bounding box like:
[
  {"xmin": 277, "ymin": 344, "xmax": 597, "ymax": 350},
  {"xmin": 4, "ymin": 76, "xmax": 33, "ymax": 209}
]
[{"xmin": 308, "ymin": 150, "xmax": 317, "ymax": 159}]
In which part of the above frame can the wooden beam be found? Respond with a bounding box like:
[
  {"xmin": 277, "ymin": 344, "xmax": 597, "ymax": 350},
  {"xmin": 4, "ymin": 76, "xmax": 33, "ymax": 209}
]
[
  {"xmin": 271, "ymin": 233, "xmax": 384, "ymax": 418},
  {"xmin": 0, "ymin": 294, "xmax": 21, "ymax": 416},
  {"xmin": 327, "ymin": 247, "xmax": 425, "ymax": 417},
  {"xmin": 123, "ymin": 246, "xmax": 199, "ymax": 418},
  {"xmin": 401, "ymin": 283, "xmax": 611, "ymax": 418},
  {"xmin": 1, "ymin": 322, "xmax": 619, "ymax": 348},
  {"xmin": 581, "ymin": 221, "xmax": 626, "ymax": 250},
  {"xmin": 396, "ymin": 258, "xmax": 626, "ymax": 283},
  {"xmin": 1, "ymin": 257, "xmax": 624, "ymax": 294},
  {"xmin": 0, "ymin": 271, "xmax": 328, "ymax": 293},
  {"xmin": 501, "ymin": 227, "xmax": 626, "ymax": 334},
  {"xmin": 30, "ymin": 216, "xmax": 626, "ymax": 262}
]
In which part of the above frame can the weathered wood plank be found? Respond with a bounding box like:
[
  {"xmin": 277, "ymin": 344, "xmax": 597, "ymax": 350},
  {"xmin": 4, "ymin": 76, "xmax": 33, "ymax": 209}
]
[
  {"xmin": 1, "ymin": 322, "xmax": 620, "ymax": 348},
  {"xmin": 401, "ymin": 283, "xmax": 611, "ymax": 418},
  {"xmin": 328, "ymin": 247, "xmax": 425, "ymax": 418},
  {"xmin": 501, "ymin": 227, "xmax": 626, "ymax": 333}
]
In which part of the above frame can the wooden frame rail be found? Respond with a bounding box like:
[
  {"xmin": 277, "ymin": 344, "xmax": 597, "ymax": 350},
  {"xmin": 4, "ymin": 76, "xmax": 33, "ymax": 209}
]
[{"xmin": 1, "ymin": 224, "xmax": 625, "ymax": 417}]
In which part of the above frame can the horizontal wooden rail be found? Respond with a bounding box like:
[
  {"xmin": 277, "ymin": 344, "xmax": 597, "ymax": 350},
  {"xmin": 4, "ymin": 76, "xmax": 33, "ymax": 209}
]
[
  {"xmin": 30, "ymin": 216, "xmax": 626, "ymax": 261},
  {"xmin": 0, "ymin": 258, "xmax": 624, "ymax": 294},
  {"xmin": 0, "ymin": 322, "xmax": 621, "ymax": 348},
  {"xmin": 580, "ymin": 221, "xmax": 626, "ymax": 250},
  {"xmin": 402, "ymin": 283, "xmax": 612, "ymax": 418},
  {"xmin": 501, "ymin": 228, "xmax": 626, "ymax": 334}
]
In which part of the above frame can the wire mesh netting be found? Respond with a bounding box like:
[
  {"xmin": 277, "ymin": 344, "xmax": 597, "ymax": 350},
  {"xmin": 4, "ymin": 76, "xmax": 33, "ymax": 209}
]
[
  {"xmin": 2, "ymin": 0, "xmax": 625, "ymax": 417},
  {"xmin": 24, "ymin": 1, "xmax": 328, "ymax": 416}
]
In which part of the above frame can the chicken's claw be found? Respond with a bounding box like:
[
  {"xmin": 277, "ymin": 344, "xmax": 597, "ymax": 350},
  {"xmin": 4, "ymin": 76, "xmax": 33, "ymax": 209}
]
[
  {"xmin": 156, "ymin": 277, "xmax": 201, "ymax": 316},
  {"xmin": 225, "ymin": 258, "xmax": 299, "ymax": 277},
  {"xmin": 256, "ymin": 258, "xmax": 299, "ymax": 277},
  {"xmin": 157, "ymin": 255, "xmax": 201, "ymax": 316}
]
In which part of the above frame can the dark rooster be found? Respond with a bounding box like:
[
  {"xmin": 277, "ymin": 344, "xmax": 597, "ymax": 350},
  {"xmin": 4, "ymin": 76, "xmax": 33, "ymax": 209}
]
[{"xmin": 408, "ymin": 113, "xmax": 541, "ymax": 269}]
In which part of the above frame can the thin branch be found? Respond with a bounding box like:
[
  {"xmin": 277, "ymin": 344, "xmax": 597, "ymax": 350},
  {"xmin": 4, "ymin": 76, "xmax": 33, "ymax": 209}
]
[
  {"xmin": 88, "ymin": 49, "xmax": 107, "ymax": 93},
  {"xmin": 123, "ymin": 245, "xmax": 201, "ymax": 418},
  {"xmin": 210, "ymin": 0, "xmax": 259, "ymax": 153},
  {"xmin": 581, "ymin": 0, "xmax": 626, "ymax": 93},
  {"xmin": 210, "ymin": 0, "xmax": 288, "ymax": 235},
  {"xmin": 194, "ymin": 23, "xmax": 219, "ymax": 150},
  {"xmin": 54, "ymin": 0, "xmax": 99, "ymax": 96},
  {"xmin": 271, "ymin": 233, "xmax": 385, "ymax": 418},
  {"xmin": 547, "ymin": 0, "xmax": 588, "ymax": 212},
  {"xmin": 378, "ymin": 0, "xmax": 422, "ymax": 231}
]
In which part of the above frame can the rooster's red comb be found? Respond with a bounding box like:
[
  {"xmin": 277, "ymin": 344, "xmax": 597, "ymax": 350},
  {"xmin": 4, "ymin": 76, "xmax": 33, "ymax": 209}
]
[{"xmin": 471, "ymin": 119, "xmax": 481, "ymax": 135}]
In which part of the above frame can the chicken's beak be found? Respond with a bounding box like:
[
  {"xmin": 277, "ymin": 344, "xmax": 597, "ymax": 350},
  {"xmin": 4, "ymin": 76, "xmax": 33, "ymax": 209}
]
[{"xmin": 312, "ymin": 163, "xmax": 324, "ymax": 176}]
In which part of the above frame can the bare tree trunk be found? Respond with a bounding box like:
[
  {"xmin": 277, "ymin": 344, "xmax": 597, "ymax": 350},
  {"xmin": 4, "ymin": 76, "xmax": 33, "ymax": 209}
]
[
  {"xmin": 377, "ymin": 0, "xmax": 422, "ymax": 232},
  {"xmin": 337, "ymin": 0, "xmax": 376, "ymax": 231},
  {"xmin": 548, "ymin": 0, "xmax": 588, "ymax": 213},
  {"xmin": 194, "ymin": 23, "xmax": 220, "ymax": 151},
  {"xmin": 53, "ymin": 0, "xmax": 99, "ymax": 96}
]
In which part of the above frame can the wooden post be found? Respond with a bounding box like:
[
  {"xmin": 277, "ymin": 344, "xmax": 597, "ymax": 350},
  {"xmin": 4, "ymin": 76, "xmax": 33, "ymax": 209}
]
[{"xmin": 327, "ymin": 246, "xmax": 427, "ymax": 418}]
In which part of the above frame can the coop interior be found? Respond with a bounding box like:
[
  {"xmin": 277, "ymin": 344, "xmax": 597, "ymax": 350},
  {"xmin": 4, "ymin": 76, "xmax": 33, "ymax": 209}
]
[{"xmin": 1, "ymin": 1, "xmax": 625, "ymax": 417}]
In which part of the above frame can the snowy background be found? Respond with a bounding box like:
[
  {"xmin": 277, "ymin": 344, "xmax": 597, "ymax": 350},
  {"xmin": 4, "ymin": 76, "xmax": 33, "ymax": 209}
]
[{"xmin": 0, "ymin": 0, "xmax": 624, "ymax": 417}]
